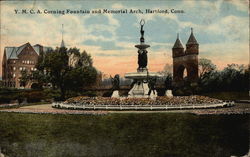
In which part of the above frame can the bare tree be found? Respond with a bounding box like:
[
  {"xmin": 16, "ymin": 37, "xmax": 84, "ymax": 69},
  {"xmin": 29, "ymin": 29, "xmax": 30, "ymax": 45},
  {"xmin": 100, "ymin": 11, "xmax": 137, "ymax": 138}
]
[{"xmin": 199, "ymin": 58, "xmax": 216, "ymax": 78}]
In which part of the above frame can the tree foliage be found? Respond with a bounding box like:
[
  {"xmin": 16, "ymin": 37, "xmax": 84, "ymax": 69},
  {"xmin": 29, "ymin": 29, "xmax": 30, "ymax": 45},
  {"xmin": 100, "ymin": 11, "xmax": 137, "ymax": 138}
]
[
  {"xmin": 160, "ymin": 63, "xmax": 173, "ymax": 76},
  {"xmin": 68, "ymin": 48, "xmax": 93, "ymax": 68},
  {"xmin": 26, "ymin": 47, "xmax": 98, "ymax": 100},
  {"xmin": 19, "ymin": 70, "xmax": 29, "ymax": 87},
  {"xmin": 199, "ymin": 58, "xmax": 216, "ymax": 78},
  {"xmin": 173, "ymin": 58, "xmax": 248, "ymax": 95},
  {"xmin": 199, "ymin": 64, "xmax": 249, "ymax": 93}
]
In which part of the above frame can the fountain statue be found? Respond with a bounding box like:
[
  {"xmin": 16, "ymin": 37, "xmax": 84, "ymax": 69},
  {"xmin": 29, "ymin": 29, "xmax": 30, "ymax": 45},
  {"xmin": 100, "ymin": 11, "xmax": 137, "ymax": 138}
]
[{"xmin": 111, "ymin": 74, "xmax": 120, "ymax": 98}]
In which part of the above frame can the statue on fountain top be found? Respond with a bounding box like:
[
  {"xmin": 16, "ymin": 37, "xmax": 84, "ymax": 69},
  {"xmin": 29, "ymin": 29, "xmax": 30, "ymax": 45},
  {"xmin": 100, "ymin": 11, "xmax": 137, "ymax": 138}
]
[
  {"xmin": 137, "ymin": 19, "xmax": 148, "ymax": 70},
  {"xmin": 140, "ymin": 19, "xmax": 145, "ymax": 43}
]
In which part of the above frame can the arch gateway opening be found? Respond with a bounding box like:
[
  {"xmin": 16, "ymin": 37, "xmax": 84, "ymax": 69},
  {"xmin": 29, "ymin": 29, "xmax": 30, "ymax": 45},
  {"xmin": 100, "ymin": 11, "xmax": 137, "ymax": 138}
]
[{"xmin": 176, "ymin": 65, "xmax": 188, "ymax": 81}]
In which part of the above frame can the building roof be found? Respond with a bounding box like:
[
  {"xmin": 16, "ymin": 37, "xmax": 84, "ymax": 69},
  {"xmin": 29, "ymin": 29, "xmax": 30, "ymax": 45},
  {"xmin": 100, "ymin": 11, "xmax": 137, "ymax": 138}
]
[
  {"xmin": 32, "ymin": 46, "xmax": 40, "ymax": 55},
  {"xmin": 42, "ymin": 46, "xmax": 52, "ymax": 53},
  {"xmin": 173, "ymin": 33, "xmax": 184, "ymax": 49},
  {"xmin": 33, "ymin": 44, "xmax": 52, "ymax": 55},
  {"xmin": 60, "ymin": 24, "xmax": 66, "ymax": 48},
  {"xmin": 186, "ymin": 28, "xmax": 198, "ymax": 45},
  {"xmin": 5, "ymin": 47, "xmax": 13, "ymax": 59},
  {"xmin": 60, "ymin": 39, "xmax": 65, "ymax": 48},
  {"xmin": 4, "ymin": 43, "xmax": 52, "ymax": 60},
  {"xmin": 16, "ymin": 42, "xmax": 29, "ymax": 55}
]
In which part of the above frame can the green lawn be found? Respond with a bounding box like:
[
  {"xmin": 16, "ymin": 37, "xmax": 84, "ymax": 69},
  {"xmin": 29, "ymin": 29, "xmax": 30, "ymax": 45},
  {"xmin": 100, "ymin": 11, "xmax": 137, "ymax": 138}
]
[
  {"xmin": 203, "ymin": 91, "xmax": 249, "ymax": 100},
  {"xmin": 0, "ymin": 112, "xmax": 249, "ymax": 157}
]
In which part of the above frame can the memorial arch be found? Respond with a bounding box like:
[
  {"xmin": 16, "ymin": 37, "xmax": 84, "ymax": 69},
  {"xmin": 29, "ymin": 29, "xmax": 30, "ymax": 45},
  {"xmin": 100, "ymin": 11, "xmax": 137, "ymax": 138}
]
[{"xmin": 172, "ymin": 29, "xmax": 199, "ymax": 86}]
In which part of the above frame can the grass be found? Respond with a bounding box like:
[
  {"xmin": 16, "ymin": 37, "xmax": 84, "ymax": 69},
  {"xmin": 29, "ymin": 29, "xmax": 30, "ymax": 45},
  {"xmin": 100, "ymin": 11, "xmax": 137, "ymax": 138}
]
[
  {"xmin": 202, "ymin": 91, "xmax": 249, "ymax": 100},
  {"xmin": 0, "ymin": 112, "xmax": 249, "ymax": 157}
]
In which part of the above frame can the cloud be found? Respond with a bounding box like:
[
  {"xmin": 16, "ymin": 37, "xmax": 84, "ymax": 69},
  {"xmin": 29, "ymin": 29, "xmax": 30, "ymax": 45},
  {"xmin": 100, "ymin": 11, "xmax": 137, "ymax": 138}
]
[
  {"xmin": 200, "ymin": 41, "xmax": 249, "ymax": 69},
  {"xmin": 205, "ymin": 15, "xmax": 248, "ymax": 41},
  {"xmin": 226, "ymin": 0, "xmax": 249, "ymax": 12},
  {"xmin": 111, "ymin": 3, "xmax": 124, "ymax": 9},
  {"xmin": 0, "ymin": 0, "xmax": 248, "ymax": 77}
]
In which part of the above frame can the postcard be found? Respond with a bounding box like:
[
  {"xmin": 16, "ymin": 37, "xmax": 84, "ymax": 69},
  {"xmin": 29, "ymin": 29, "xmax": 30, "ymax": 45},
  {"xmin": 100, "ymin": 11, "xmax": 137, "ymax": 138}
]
[{"xmin": 0, "ymin": 0, "xmax": 249, "ymax": 157}]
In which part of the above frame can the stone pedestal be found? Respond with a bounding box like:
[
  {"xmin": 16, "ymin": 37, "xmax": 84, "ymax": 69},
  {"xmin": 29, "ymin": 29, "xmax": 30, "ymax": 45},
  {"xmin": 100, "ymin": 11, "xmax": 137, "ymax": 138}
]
[
  {"xmin": 128, "ymin": 81, "xmax": 150, "ymax": 98},
  {"xmin": 165, "ymin": 90, "xmax": 173, "ymax": 98},
  {"xmin": 127, "ymin": 81, "xmax": 158, "ymax": 98},
  {"xmin": 125, "ymin": 70, "xmax": 160, "ymax": 98},
  {"xmin": 0, "ymin": 147, "xmax": 5, "ymax": 157},
  {"xmin": 111, "ymin": 90, "xmax": 120, "ymax": 98}
]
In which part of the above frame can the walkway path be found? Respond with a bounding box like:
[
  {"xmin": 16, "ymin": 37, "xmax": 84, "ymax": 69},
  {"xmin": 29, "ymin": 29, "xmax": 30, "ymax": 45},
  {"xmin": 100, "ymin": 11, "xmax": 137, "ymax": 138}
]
[{"xmin": 0, "ymin": 104, "xmax": 108, "ymax": 115}]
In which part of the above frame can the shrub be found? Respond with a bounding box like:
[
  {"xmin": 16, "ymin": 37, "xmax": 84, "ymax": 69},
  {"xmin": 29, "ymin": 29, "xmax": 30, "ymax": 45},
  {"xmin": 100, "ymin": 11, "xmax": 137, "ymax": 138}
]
[
  {"xmin": 103, "ymin": 91, "xmax": 113, "ymax": 97},
  {"xmin": 0, "ymin": 95, "xmax": 12, "ymax": 104},
  {"xmin": 31, "ymin": 83, "xmax": 43, "ymax": 90},
  {"xmin": 42, "ymin": 89, "xmax": 61, "ymax": 101},
  {"xmin": 82, "ymin": 91, "xmax": 97, "ymax": 97},
  {"xmin": 26, "ymin": 91, "xmax": 44, "ymax": 103}
]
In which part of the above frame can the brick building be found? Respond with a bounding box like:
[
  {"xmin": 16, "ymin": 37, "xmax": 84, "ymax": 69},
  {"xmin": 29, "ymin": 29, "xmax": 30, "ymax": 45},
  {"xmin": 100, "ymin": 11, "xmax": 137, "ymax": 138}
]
[
  {"xmin": 172, "ymin": 28, "xmax": 199, "ymax": 86},
  {"xmin": 2, "ymin": 42, "xmax": 52, "ymax": 88}
]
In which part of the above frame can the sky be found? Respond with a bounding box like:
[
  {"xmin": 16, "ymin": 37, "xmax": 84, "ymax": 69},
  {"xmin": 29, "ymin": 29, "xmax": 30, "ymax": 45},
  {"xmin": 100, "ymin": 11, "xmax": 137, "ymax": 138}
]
[{"xmin": 0, "ymin": 0, "xmax": 249, "ymax": 77}]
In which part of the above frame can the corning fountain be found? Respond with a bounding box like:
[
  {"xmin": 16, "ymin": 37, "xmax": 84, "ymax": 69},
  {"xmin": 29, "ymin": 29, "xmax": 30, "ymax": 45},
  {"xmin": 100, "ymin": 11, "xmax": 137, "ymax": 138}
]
[{"xmin": 125, "ymin": 20, "xmax": 161, "ymax": 98}]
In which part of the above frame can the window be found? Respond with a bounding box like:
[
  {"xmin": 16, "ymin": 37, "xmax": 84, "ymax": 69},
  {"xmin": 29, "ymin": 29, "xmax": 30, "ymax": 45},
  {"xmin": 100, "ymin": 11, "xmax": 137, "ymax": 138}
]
[
  {"xmin": 19, "ymin": 67, "xmax": 23, "ymax": 71},
  {"xmin": 13, "ymin": 67, "xmax": 16, "ymax": 71},
  {"xmin": 13, "ymin": 60, "xmax": 16, "ymax": 64},
  {"xmin": 13, "ymin": 73, "xmax": 16, "ymax": 78},
  {"xmin": 27, "ymin": 60, "xmax": 30, "ymax": 64}
]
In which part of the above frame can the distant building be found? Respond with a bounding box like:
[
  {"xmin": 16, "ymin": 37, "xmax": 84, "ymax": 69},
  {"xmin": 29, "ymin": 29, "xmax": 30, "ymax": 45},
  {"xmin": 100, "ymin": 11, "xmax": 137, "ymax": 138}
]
[
  {"xmin": 172, "ymin": 28, "xmax": 199, "ymax": 86},
  {"xmin": 2, "ymin": 42, "xmax": 52, "ymax": 88}
]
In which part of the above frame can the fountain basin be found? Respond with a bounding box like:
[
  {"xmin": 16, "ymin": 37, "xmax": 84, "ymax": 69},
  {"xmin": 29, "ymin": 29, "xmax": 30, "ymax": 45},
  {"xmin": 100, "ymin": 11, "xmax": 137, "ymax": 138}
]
[
  {"xmin": 124, "ymin": 71, "xmax": 162, "ymax": 79},
  {"xmin": 135, "ymin": 44, "xmax": 150, "ymax": 49}
]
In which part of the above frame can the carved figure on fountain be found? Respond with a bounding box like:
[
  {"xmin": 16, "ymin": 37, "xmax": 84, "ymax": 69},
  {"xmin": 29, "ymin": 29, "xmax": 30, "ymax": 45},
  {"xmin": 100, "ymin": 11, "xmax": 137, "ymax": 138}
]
[{"xmin": 138, "ymin": 49, "xmax": 148, "ymax": 69}]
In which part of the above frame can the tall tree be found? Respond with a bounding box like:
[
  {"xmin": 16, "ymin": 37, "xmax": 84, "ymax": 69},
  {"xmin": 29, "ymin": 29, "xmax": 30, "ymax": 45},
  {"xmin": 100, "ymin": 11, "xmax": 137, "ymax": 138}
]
[
  {"xmin": 160, "ymin": 63, "xmax": 173, "ymax": 76},
  {"xmin": 42, "ymin": 47, "xmax": 69, "ymax": 99},
  {"xmin": 27, "ymin": 47, "xmax": 97, "ymax": 100},
  {"xmin": 199, "ymin": 58, "xmax": 216, "ymax": 78},
  {"xmin": 68, "ymin": 48, "xmax": 93, "ymax": 68},
  {"xmin": 200, "ymin": 63, "xmax": 248, "ymax": 92},
  {"xmin": 220, "ymin": 64, "xmax": 247, "ymax": 91}
]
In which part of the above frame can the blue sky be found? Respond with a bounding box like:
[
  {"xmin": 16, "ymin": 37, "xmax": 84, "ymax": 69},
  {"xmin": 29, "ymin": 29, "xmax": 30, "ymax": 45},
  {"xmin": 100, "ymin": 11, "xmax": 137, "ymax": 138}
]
[{"xmin": 0, "ymin": 0, "xmax": 249, "ymax": 75}]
